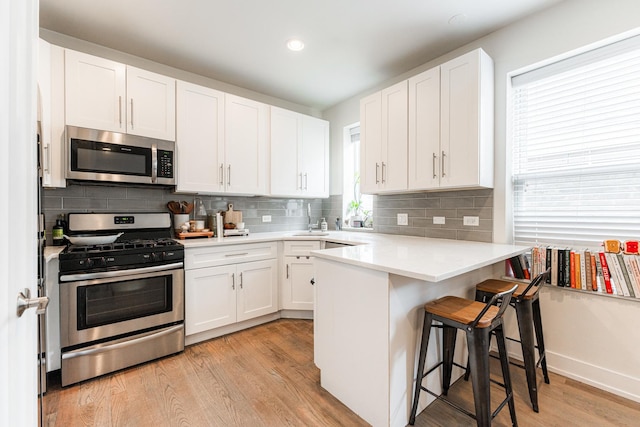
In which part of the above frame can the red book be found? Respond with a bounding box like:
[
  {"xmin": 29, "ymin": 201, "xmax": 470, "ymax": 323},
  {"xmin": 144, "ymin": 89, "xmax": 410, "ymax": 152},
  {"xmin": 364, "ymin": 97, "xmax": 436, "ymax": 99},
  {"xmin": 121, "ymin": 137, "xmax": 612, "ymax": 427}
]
[
  {"xmin": 598, "ymin": 252, "xmax": 613, "ymax": 294},
  {"xmin": 570, "ymin": 251, "xmax": 576, "ymax": 288}
]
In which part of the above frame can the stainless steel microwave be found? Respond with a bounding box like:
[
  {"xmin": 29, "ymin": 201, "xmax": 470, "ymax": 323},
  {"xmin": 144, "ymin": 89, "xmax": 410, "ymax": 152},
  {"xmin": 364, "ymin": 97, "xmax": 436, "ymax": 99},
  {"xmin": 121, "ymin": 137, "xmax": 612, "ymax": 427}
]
[{"xmin": 66, "ymin": 125, "xmax": 176, "ymax": 186}]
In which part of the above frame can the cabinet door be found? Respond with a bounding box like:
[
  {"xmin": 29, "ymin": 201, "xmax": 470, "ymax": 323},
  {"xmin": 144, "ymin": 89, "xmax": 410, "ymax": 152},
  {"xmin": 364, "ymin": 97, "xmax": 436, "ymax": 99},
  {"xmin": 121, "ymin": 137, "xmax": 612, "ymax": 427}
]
[
  {"xmin": 176, "ymin": 81, "xmax": 225, "ymax": 193},
  {"xmin": 282, "ymin": 256, "xmax": 315, "ymax": 310},
  {"xmin": 408, "ymin": 67, "xmax": 440, "ymax": 190},
  {"xmin": 440, "ymin": 49, "xmax": 493, "ymax": 189},
  {"xmin": 225, "ymin": 94, "xmax": 268, "ymax": 195},
  {"xmin": 65, "ymin": 49, "xmax": 126, "ymax": 132},
  {"xmin": 379, "ymin": 81, "xmax": 408, "ymax": 193},
  {"xmin": 359, "ymin": 92, "xmax": 382, "ymax": 194},
  {"xmin": 236, "ymin": 259, "xmax": 278, "ymax": 322},
  {"xmin": 301, "ymin": 115, "xmax": 329, "ymax": 198},
  {"xmin": 126, "ymin": 66, "xmax": 176, "ymax": 141},
  {"xmin": 38, "ymin": 40, "xmax": 66, "ymax": 188},
  {"xmin": 185, "ymin": 265, "xmax": 236, "ymax": 335},
  {"xmin": 270, "ymin": 106, "xmax": 302, "ymax": 197}
]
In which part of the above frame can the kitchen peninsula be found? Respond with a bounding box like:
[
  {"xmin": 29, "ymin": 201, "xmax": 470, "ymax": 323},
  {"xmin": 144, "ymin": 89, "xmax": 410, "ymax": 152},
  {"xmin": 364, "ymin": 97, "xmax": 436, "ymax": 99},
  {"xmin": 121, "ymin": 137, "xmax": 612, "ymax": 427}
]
[{"xmin": 310, "ymin": 234, "xmax": 528, "ymax": 427}]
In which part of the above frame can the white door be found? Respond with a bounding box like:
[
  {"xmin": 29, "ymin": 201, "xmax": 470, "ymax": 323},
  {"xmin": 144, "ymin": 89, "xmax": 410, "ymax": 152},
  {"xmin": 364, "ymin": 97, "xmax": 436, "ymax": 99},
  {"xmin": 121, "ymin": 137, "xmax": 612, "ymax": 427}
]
[
  {"xmin": 224, "ymin": 94, "xmax": 268, "ymax": 195},
  {"xmin": 301, "ymin": 115, "xmax": 329, "ymax": 198},
  {"xmin": 236, "ymin": 259, "xmax": 278, "ymax": 322},
  {"xmin": 126, "ymin": 66, "xmax": 176, "ymax": 141},
  {"xmin": 1, "ymin": 0, "xmax": 40, "ymax": 425},
  {"xmin": 379, "ymin": 80, "xmax": 408, "ymax": 193},
  {"xmin": 408, "ymin": 66, "xmax": 441, "ymax": 190},
  {"xmin": 65, "ymin": 49, "xmax": 126, "ymax": 133},
  {"xmin": 283, "ymin": 257, "xmax": 315, "ymax": 310},
  {"xmin": 185, "ymin": 265, "xmax": 237, "ymax": 334},
  {"xmin": 359, "ymin": 92, "xmax": 382, "ymax": 194},
  {"xmin": 270, "ymin": 106, "xmax": 301, "ymax": 197},
  {"xmin": 176, "ymin": 81, "xmax": 225, "ymax": 193}
]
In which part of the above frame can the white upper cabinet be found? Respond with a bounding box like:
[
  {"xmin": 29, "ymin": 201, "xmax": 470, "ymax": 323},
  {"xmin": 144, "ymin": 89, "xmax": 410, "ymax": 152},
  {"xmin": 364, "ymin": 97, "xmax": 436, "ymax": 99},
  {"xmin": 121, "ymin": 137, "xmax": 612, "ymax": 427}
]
[
  {"xmin": 125, "ymin": 66, "xmax": 176, "ymax": 140},
  {"xmin": 360, "ymin": 80, "xmax": 408, "ymax": 194},
  {"xmin": 224, "ymin": 94, "xmax": 268, "ymax": 195},
  {"xmin": 408, "ymin": 48, "xmax": 494, "ymax": 191},
  {"xmin": 38, "ymin": 39, "xmax": 66, "ymax": 188},
  {"xmin": 176, "ymin": 81, "xmax": 225, "ymax": 194},
  {"xmin": 270, "ymin": 106, "xmax": 329, "ymax": 198},
  {"xmin": 65, "ymin": 50, "xmax": 175, "ymax": 141}
]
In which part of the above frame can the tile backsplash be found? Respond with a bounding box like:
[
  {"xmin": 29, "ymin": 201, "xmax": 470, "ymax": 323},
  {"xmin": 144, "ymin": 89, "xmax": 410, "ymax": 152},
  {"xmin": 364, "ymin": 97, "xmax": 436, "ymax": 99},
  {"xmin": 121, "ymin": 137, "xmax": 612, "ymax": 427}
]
[
  {"xmin": 43, "ymin": 183, "xmax": 324, "ymax": 244},
  {"xmin": 44, "ymin": 184, "xmax": 493, "ymax": 244}
]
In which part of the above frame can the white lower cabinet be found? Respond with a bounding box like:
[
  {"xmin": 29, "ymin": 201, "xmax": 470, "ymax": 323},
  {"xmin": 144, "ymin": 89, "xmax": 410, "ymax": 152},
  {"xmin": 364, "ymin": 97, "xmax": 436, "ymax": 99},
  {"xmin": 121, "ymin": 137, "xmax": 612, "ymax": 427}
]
[
  {"xmin": 281, "ymin": 241, "xmax": 320, "ymax": 310},
  {"xmin": 184, "ymin": 243, "xmax": 278, "ymax": 338}
]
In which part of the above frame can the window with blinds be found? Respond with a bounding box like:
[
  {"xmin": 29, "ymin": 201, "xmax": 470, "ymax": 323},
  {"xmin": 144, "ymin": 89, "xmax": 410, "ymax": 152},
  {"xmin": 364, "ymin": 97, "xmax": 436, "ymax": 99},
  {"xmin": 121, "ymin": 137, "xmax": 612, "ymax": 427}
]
[{"xmin": 512, "ymin": 35, "xmax": 640, "ymax": 247}]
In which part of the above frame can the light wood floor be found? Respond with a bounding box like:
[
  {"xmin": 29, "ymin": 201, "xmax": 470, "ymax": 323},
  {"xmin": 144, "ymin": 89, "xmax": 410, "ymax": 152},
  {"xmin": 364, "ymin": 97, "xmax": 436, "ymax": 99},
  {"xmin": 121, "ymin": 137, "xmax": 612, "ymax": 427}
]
[{"xmin": 44, "ymin": 319, "xmax": 640, "ymax": 426}]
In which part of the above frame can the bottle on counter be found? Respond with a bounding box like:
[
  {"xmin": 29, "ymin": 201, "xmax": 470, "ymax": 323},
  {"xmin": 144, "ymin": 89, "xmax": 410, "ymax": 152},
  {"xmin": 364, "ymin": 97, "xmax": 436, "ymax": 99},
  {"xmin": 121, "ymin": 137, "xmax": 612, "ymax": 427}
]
[
  {"xmin": 335, "ymin": 217, "xmax": 342, "ymax": 231},
  {"xmin": 52, "ymin": 215, "xmax": 65, "ymax": 246},
  {"xmin": 321, "ymin": 217, "xmax": 328, "ymax": 232}
]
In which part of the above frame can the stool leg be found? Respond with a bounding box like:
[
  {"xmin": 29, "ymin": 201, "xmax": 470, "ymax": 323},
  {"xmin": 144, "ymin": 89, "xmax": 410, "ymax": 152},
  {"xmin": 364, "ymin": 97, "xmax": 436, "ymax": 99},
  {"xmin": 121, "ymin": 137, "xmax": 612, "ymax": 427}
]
[
  {"xmin": 442, "ymin": 325, "xmax": 457, "ymax": 395},
  {"xmin": 532, "ymin": 298, "xmax": 550, "ymax": 384},
  {"xmin": 515, "ymin": 299, "xmax": 539, "ymax": 412},
  {"xmin": 495, "ymin": 324, "xmax": 518, "ymax": 427},
  {"xmin": 409, "ymin": 312, "xmax": 433, "ymax": 425},
  {"xmin": 466, "ymin": 327, "xmax": 491, "ymax": 427}
]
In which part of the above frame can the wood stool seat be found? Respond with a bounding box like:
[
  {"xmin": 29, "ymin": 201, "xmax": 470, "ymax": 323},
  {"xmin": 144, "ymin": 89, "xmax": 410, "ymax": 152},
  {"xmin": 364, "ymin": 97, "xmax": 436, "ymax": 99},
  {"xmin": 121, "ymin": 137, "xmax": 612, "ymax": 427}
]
[
  {"xmin": 425, "ymin": 296, "xmax": 499, "ymax": 328},
  {"xmin": 410, "ymin": 286, "xmax": 519, "ymax": 427},
  {"xmin": 467, "ymin": 270, "xmax": 550, "ymax": 413}
]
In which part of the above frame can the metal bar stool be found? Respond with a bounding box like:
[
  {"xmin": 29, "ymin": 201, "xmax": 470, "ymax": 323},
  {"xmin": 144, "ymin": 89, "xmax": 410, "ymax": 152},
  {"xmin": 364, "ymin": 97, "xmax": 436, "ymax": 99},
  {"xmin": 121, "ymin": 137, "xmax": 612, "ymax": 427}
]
[
  {"xmin": 409, "ymin": 285, "xmax": 519, "ymax": 427},
  {"xmin": 465, "ymin": 269, "xmax": 550, "ymax": 413}
]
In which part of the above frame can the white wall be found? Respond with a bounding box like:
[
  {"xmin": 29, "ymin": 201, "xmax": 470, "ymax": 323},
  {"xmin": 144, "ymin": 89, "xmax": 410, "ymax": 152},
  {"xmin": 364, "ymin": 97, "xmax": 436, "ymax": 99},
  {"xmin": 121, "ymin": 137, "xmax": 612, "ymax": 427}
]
[{"xmin": 321, "ymin": 0, "xmax": 640, "ymax": 403}]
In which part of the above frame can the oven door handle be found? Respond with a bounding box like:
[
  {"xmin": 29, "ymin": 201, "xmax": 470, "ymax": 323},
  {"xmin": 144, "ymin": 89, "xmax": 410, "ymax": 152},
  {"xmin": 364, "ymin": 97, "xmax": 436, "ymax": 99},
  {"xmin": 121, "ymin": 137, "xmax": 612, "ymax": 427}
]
[
  {"xmin": 62, "ymin": 324, "xmax": 184, "ymax": 359},
  {"xmin": 59, "ymin": 262, "xmax": 184, "ymax": 282}
]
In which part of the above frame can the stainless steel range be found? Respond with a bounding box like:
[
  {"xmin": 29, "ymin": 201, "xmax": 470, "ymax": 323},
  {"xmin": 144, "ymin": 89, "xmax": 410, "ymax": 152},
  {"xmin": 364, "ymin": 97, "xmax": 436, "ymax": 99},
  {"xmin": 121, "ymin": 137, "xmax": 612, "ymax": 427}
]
[{"xmin": 58, "ymin": 212, "xmax": 185, "ymax": 386}]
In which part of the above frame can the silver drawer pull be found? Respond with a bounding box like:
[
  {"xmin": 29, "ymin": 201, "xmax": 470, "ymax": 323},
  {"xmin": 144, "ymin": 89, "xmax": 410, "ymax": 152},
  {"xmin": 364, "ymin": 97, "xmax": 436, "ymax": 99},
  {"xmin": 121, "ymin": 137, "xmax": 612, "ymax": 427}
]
[{"xmin": 225, "ymin": 252, "xmax": 249, "ymax": 257}]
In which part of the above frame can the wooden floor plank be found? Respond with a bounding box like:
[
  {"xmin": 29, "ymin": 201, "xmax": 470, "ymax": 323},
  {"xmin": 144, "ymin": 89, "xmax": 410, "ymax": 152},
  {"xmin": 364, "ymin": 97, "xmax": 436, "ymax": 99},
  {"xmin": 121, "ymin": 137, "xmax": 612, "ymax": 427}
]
[{"xmin": 44, "ymin": 319, "xmax": 640, "ymax": 426}]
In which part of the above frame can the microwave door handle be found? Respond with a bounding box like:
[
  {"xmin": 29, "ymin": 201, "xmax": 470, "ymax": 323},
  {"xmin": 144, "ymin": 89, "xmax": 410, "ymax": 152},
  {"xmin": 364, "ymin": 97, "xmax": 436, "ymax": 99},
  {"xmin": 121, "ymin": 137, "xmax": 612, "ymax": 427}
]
[{"xmin": 151, "ymin": 143, "xmax": 158, "ymax": 183}]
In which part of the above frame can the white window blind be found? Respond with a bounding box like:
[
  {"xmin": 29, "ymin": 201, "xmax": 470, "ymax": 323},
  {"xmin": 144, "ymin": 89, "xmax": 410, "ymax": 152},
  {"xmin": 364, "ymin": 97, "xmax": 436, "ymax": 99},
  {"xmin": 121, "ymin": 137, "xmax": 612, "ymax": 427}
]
[{"xmin": 512, "ymin": 35, "xmax": 640, "ymax": 247}]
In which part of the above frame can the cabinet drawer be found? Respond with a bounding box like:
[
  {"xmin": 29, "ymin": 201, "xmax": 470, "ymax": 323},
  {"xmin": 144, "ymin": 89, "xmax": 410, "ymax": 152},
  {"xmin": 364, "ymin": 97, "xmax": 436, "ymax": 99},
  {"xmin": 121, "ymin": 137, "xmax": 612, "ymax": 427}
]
[
  {"xmin": 283, "ymin": 240, "xmax": 321, "ymax": 256},
  {"xmin": 186, "ymin": 242, "xmax": 277, "ymax": 269}
]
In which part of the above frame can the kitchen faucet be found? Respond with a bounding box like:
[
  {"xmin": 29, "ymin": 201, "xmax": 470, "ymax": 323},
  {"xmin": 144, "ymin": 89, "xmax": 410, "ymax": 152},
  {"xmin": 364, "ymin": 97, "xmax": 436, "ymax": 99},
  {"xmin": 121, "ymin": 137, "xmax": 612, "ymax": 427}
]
[{"xmin": 307, "ymin": 203, "xmax": 318, "ymax": 232}]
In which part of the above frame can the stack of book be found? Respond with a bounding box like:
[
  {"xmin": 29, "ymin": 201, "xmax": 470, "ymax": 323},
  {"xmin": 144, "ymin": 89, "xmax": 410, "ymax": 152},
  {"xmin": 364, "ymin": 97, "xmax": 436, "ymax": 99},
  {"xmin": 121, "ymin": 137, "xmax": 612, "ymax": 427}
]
[{"xmin": 508, "ymin": 241, "xmax": 640, "ymax": 298}]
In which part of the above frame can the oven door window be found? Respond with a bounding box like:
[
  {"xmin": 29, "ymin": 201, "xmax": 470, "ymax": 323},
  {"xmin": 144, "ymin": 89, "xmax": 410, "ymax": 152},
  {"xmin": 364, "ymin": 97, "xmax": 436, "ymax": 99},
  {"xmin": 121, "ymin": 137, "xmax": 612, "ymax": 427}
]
[
  {"xmin": 71, "ymin": 138, "xmax": 152, "ymax": 177},
  {"xmin": 77, "ymin": 276, "xmax": 173, "ymax": 330}
]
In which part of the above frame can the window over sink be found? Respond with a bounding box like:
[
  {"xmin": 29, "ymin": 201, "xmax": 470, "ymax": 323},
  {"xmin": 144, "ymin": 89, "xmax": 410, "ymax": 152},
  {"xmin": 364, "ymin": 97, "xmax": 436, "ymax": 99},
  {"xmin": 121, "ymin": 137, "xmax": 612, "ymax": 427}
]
[{"xmin": 343, "ymin": 123, "xmax": 373, "ymax": 229}]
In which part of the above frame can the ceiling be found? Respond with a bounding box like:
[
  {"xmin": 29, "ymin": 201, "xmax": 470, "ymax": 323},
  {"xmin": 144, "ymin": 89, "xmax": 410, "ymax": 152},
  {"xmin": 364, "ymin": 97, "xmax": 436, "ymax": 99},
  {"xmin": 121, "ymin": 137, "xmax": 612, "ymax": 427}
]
[{"xmin": 40, "ymin": 0, "xmax": 564, "ymax": 111}]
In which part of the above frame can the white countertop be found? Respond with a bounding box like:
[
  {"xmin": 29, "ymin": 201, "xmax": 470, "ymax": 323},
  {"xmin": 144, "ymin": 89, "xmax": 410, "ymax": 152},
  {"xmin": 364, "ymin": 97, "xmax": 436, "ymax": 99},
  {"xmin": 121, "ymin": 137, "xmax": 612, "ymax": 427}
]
[{"xmin": 179, "ymin": 230, "xmax": 529, "ymax": 283}]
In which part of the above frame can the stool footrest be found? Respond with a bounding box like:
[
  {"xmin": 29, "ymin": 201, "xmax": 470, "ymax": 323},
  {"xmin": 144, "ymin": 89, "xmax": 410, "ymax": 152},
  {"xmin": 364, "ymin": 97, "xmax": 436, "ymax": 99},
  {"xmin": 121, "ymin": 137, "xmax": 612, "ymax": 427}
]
[{"xmin": 422, "ymin": 384, "xmax": 513, "ymax": 423}]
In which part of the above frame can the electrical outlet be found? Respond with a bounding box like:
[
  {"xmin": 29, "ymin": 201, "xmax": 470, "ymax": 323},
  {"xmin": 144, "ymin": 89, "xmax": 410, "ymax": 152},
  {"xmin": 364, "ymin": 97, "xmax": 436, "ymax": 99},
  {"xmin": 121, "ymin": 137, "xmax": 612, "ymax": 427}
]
[
  {"xmin": 433, "ymin": 216, "xmax": 445, "ymax": 225},
  {"xmin": 397, "ymin": 213, "xmax": 409, "ymax": 226},
  {"xmin": 463, "ymin": 216, "xmax": 480, "ymax": 226},
  {"xmin": 262, "ymin": 215, "xmax": 272, "ymax": 223}
]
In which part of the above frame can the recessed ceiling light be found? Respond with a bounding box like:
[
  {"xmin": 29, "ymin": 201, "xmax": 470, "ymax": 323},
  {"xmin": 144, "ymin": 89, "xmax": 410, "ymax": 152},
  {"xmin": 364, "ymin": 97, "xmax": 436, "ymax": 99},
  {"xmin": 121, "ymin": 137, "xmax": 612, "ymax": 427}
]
[
  {"xmin": 448, "ymin": 13, "xmax": 468, "ymax": 25},
  {"xmin": 286, "ymin": 39, "xmax": 305, "ymax": 52}
]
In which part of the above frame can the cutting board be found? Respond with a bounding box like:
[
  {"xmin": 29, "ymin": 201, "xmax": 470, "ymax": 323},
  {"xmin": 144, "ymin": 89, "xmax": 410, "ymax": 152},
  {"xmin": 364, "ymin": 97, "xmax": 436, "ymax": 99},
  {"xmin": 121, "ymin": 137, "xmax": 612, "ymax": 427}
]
[{"xmin": 223, "ymin": 203, "xmax": 242, "ymax": 226}]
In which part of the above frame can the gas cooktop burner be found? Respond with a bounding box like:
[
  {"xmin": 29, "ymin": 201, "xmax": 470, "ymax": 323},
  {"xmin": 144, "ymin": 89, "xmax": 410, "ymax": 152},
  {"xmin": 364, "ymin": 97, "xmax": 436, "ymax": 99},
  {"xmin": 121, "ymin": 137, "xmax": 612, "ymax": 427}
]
[{"xmin": 66, "ymin": 238, "xmax": 180, "ymax": 253}]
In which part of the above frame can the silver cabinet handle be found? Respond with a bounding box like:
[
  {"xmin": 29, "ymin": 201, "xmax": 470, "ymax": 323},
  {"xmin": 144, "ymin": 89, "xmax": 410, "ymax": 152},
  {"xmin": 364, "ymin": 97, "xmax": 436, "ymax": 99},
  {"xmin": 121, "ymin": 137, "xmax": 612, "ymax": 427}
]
[
  {"xmin": 227, "ymin": 164, "xmax": 231, "ymax": 186},
  {"xmin": 432, "ymin": 153, "xmax": 437, "ymax": 179},
  {"xmin": 381, "ymin": 162, "xmax": 386, "ymax": 184},
  {"xmin": 16, "ymin": 288, "xmax": 49, "ymax": 317},
  {"xmin": 304, "ymin": 173, "xmax": 308, "ymax": 190},
  {"xmin": 441, "ymin": 151, "xmax": 446, "ymax": 177},
  {"xmin": 299, "ymin": 173, "xmax": 303, "ymax": 190},
  {"xmin": 220, "ymin": 164, "xmax": 224, "ymax": 186},
  {"xmin": 118, "ymin": 96, "xmax": 122, "ymax": 126},
  {"xmin": 375, "ymin": 163, "xmax": 380, "ymax": 184},
  {"xmin": 43, "ymin": 144, "xmax": 50, "ymax": 174},
  {"xmin": 286, "ymin": 264, "xmax": 289, "ymax": 279},
  {"xmin": 231, "ymin": 272, "xmax": 235, "ymax": 290},
  {"xmin": 225, "ymin": 252, "xmax": 249, "ymax": 257},
  {"xmin": 239, "ymin": 272, "xmax": 243, "ymax": 289},
  {"xmin": 130, "ymin": 99, "xmax": 134, "ymax": 128}
]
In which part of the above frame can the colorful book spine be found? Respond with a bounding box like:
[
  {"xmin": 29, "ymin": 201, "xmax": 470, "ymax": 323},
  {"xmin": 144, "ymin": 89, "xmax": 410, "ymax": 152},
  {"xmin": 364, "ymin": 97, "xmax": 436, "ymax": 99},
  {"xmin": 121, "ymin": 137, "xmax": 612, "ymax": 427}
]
[
  {"xmin": 575, "ymin": 252, "xmax": 582, "ymax": 290},
  {"xmin": 579, "ymin": 251, "xmax": 587, "ymax": 290},
  {"xmin": 563, "ymin": 248, "xmax": 571, "ymax": 287},
  {"xmin": 598, "ymin": 252, "xmax": 613, "ymax": 294},
  {"xmin": 607, "ymin": 253, "xmax": 629, "ymax": 296},
  {"xmin": 594, "ymin": 256, "xmax": 604, "ymax": 293},
  {"xmin": 590, "ymin": 254, "xmax": 597, "ymax": 291},
  {"xmin": 622, "ymin": 255, "xmax": 640, "ymax": 297},
  {"xmin": 551, "ymin": 248, "xmax": 559, "ymax": 286},
  {"xmin": 628, "ymin": 256, "xmax": 640, "ymax": 297},
  {"xmin": 570, "ymin": 251, "xmax": 576, "ymax": 288}
]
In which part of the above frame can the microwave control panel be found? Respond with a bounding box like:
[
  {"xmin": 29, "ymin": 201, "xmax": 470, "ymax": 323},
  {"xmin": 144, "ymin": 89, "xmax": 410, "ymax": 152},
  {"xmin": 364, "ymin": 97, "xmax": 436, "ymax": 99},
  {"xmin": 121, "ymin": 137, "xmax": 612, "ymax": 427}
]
[{"xmin": 158, "ymin": 150, "xmax": 174, "ymax": 178}]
